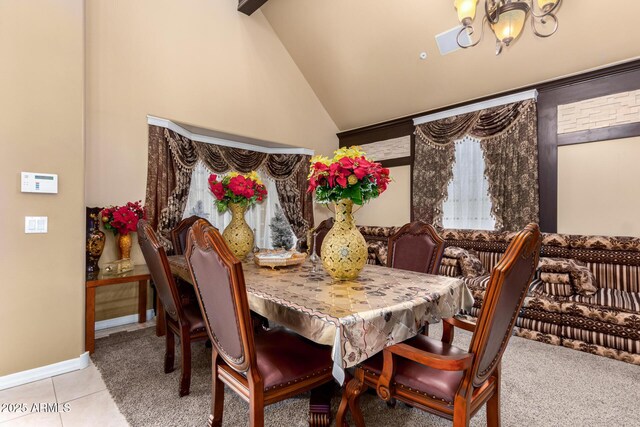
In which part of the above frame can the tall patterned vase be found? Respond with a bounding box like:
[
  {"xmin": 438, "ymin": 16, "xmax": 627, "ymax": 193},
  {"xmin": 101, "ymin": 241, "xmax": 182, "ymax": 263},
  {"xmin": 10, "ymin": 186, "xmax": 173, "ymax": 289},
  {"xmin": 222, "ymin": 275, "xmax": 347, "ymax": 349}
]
[
  {"xmin": 321, "ymin": 199, "xmax": 368, "ymax": 280},
  {"xmin": 86, "ymin": 207, "xmax": 106, "ymax": 273},
  {"xmin": 222, "ymin": 202, "xmax": 254, "ymax": 260}
]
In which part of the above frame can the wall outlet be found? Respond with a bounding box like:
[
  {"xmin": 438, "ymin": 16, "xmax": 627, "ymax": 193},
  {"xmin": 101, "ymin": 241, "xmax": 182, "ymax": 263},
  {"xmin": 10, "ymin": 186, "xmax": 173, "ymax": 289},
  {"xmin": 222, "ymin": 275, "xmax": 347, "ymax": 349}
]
[{"xmin": 25, "ymin": 216, "xmax": 48, "ymax": 233}]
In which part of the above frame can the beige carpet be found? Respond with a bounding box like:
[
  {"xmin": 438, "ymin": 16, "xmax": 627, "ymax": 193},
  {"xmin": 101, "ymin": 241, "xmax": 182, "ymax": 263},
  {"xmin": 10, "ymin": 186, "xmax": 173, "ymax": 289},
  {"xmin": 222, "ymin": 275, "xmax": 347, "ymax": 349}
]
[{"xmin": 92, "ymin": 324, "xmax": 640, "ymax": 427}]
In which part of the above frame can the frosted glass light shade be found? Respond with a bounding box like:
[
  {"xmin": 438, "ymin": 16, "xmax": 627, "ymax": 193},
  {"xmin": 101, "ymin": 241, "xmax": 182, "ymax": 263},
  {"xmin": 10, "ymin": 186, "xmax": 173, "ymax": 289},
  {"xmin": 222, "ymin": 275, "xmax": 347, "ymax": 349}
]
[
  {"xmin": 537, "ymin": 0, "xmax": 558, "ymax": 11},
  {"xmin": 454, "ymin": 0, "xmax": 478, "ymax": 24},
  {"xmin": 492, "ymin": 8, "xmax": 527, "ymax": 45}
]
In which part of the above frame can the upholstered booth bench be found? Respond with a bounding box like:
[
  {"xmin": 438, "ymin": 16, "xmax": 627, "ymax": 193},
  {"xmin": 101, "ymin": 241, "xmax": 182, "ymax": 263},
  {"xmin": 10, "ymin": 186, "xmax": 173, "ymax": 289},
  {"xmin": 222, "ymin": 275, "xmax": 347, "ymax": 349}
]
[{"xmin": 353, "ymin": 225, "xmax": 640, "ymax": 365}]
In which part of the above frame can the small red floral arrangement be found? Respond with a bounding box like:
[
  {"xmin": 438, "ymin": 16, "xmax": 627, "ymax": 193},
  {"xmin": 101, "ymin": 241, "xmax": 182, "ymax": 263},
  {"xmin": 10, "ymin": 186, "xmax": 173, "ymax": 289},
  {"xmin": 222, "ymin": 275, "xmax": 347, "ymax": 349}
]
[
  {"xmin": 101, "ymin": 201, "xmax": 146, "ymax": 235},
  {"xmin": 307, "ymin": 146, "xmax": 391, "ymax": 205},
  {"xmin": 208, "ymin": 171, "xmax": 268, "ymax": 212}
]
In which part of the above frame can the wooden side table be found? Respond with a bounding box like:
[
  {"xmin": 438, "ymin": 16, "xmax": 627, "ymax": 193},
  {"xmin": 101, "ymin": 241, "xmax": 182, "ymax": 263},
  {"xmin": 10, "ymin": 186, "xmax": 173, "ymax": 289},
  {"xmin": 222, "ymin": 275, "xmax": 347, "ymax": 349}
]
[{"xmin": 85, "ymin": 265, "xmax": 151, "ymax": 354}]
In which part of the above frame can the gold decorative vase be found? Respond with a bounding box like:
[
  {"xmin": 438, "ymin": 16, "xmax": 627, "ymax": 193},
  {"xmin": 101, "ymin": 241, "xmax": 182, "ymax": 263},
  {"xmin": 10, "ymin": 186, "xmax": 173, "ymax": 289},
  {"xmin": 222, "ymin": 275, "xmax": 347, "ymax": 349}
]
[
  {"xmin": 222, "ymin": 202, "xmax": 254, "ymax": 260},
  {"xmin": 321, "ymin": 199, "xmax": 368, "ymax": 280},
  {"xmin": 118, "ymin": 233, "xmax": 132, "ymax": 260}
]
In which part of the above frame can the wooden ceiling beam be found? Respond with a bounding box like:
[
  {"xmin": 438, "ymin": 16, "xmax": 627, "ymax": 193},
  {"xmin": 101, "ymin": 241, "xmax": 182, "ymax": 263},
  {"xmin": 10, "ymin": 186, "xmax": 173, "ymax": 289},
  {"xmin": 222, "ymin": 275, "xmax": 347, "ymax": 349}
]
[{"xmin": 238, "ymin": 0, "xmax": 269, "ymax": 16}]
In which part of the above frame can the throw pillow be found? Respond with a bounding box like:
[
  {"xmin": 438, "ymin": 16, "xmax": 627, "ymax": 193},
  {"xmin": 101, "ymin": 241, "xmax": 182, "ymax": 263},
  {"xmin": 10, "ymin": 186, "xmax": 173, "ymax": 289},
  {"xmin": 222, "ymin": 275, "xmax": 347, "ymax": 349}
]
[
  {"xmin": 441, "ymin": 257, "xmax": 459, "ymax": 267},
  {"xmin": 539, "ymin": 258, "xmax": 598, "ymax": 296},
  {"xmin": 443, "ymin": 246, "xmax": 487, "ymax": 278},
  {"xmin": 541, "ymin": 282, "xmax": 575, "ymax": 297},
  {"xmin": 540, "ymin": 272, "xmax": 571, "ymax": 284},
  {"xmin": 438, "ymin": 261, "xmax": 462, "ymax": 277}
]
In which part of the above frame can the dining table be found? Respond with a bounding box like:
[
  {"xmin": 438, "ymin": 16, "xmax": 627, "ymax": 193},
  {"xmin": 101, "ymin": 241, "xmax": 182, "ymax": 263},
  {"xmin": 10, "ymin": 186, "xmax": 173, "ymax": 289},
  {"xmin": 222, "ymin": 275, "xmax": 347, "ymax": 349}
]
[{"xmin": 166, "ymin": 254, "xmax": 473, "ymax": 426}]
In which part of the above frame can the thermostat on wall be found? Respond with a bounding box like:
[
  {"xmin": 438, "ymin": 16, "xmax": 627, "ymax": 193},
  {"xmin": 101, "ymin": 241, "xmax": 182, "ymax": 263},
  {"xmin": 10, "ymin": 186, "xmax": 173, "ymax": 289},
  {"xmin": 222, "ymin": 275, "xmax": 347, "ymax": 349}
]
[{"xmin": 21, "ymin": 172, "xmax": 58, "ymax": 194}]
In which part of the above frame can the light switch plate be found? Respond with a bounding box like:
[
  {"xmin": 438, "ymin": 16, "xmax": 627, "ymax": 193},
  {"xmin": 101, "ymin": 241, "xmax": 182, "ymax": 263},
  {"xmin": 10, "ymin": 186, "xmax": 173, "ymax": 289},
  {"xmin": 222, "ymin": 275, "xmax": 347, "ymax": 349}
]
[{"xmin": 25, "ymin": 216, "xmax": 48, "ymax": 233}]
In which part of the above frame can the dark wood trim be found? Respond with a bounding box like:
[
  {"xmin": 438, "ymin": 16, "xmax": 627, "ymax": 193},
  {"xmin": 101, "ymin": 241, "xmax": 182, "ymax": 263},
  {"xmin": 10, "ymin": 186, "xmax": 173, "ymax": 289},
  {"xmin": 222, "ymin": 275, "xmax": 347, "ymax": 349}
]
[
  {"xmin": 536, "ymin": 92, "xmax": 558, "ymax": 233},
  {"xmin": 380, "ymin": 157, "xmax": 412, "ymax": 168},
  {"xmin": 237, "ymin": 0, "xmax": 269, "ymax": 16},
  {"xmin": 410, "ymin": 134, "xmax": 415, "ymax": 222},
  {"xmin": 557, "ymin": 122, "xmax": 640, "ymax": 146},
  {"xmin": 338, "ymin": 118, "xmax": 414, "ymax": 147}
]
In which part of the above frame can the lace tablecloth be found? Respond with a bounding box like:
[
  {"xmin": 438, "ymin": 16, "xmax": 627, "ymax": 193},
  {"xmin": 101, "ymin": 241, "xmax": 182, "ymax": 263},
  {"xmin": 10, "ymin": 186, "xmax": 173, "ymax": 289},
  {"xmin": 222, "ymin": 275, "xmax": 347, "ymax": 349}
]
[{"xmin": 168, "ymin": 256, "xmax": 473, "ymax": 384}]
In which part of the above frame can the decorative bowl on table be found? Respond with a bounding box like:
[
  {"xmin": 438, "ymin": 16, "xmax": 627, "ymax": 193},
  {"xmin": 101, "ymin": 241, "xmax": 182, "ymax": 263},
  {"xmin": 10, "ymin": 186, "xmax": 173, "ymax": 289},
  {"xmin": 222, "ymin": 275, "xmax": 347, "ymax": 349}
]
[{"xmin": 254, "ymin": 249, "xmax": 307, "ymax": 269}]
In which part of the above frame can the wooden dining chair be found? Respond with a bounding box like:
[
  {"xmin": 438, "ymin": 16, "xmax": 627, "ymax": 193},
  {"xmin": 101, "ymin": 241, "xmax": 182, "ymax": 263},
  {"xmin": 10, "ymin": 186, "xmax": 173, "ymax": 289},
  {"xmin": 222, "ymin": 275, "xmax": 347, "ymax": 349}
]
[
  {"xmin": 337, "ymin": 223, "xmax": 542, "ymax": 427},
  {"xmin": 387, "ymin": 221, "xmax": 444, "ymax": 274},
  {"xmin": 308, "ymin": 217, "xmax": 334, "ymax": 256},
  {"xmin": 184, "ymin": 219, "xmax": 335, "ymax": 427},
  {"xmin": 171, "ymin": 215, "xmax": 203, "ymax": 255},
  {"xmin": 137, "ymin": 219, "xmax": 208, "ymax": 397}
]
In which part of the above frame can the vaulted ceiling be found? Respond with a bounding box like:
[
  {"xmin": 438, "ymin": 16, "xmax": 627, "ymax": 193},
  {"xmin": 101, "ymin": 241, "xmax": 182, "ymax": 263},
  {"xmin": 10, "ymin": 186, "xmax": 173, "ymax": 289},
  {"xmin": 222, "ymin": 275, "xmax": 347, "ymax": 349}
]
[{"xmin": 261, "ymin": 0, "xmax": 640, "ymax": 131}]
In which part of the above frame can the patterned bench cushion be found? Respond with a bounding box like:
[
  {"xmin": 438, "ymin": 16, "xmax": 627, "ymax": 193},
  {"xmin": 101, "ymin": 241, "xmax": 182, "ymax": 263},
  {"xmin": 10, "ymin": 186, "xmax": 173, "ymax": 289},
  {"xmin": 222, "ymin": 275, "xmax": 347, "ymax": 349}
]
[
  {"xmin": 562, "ymin": 314, "xmax": 640, "ymax": 341},
  {"xmin": 438, "ymin": 263, "xmax": 461, "ymax": 277},
  {"xmin": 515, "ymin": 317, "xmax": 562, "ymax": 336},
  {"xmin": 560, "ymin": 326, "xmax": 640, "ymax": 353},
  {"xmin": 562, "ymin": 339, "xmax": 640, "ymax": 366},
  {"xmin": 366, "ymin": 240, "xmax": 388, "ymax": 266},
  {"xmin": 568, "ymin": 288, "xmax": 640, "ymax": 313},
  {"xmin": 461, "ymin": 274, "xmax": 491, "ymax": 291},
  {"xmin": 514, "ymin": 328, "xmax": 562, "ymax": 346},
  {"xmin": 561, "ymin": 302, "xmax": 640, "ymax": 328},
  {"xmin": 530, "ymin": 278, "xmax": 574, "ymax": 298},
  {"xmin": 477, "ymin": 251, "xmax": 503, "ymax": 271},
  {"xmin": 588, "ymin": 262, "xmax": 640, "ymax": 293}
]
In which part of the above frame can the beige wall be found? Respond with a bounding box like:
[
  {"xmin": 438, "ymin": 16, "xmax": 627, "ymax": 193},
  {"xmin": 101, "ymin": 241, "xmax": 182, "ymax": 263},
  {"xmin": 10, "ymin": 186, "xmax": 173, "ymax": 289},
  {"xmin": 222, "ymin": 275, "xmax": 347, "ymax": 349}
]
[
  {"xmin": 354, "ymin": 166, "xmax": 411, "ymax": 227},
  {"xmin": 85, "ymin": 0, "xmax": 338, "ymax": 320},
  {"xmin": 0, "ymin": 0, "xmax": 85, "ymax": 375},
  {"xmin": 558, "ymin": 137, "xmax": 640, "ymax": 237}
]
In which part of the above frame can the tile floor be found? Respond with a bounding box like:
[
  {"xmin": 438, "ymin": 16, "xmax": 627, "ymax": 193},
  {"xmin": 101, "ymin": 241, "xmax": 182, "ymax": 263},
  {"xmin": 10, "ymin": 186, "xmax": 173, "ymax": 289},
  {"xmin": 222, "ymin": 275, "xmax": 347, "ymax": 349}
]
[{"xmin": 0, "ymin": 320, "xmax": 156, "ymax": 427}]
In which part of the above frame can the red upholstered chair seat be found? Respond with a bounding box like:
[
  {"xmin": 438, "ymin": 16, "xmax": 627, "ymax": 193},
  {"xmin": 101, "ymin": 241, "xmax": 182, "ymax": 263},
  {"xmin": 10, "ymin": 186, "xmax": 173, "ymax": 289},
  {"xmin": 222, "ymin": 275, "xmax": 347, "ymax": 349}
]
[
  {"xmin": 247, "ymin": 328, "xmax": 332, "ymax": 391},
  {"xmin": 360, "ymin": 334, "xmax": 466, "ymax": 403}
]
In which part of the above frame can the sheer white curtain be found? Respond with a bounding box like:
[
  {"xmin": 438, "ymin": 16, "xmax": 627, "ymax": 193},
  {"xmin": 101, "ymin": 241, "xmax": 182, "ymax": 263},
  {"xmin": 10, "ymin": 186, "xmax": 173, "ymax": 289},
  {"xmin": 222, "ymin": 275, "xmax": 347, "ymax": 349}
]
[
  {"xmin": 442, "ymin": 135, "xmax": 496, "ymax": 230},
  {"xmin": 182, "ymin": 161, "xmax": 296, "ymax": 249}
]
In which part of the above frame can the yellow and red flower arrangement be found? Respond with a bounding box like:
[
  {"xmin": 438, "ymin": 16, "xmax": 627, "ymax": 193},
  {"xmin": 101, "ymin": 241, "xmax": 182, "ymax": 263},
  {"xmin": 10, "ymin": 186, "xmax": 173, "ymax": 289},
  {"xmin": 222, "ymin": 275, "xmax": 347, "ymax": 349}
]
[
  {"xmin": 307, "ymin": 146, "xmax": 391, "ymax": 205},
  {"xmin": 208, "ymin": 171, "xmax": 268, "ymax": 212},
  {"xmin": 101, "ymin": 201, "xmax": 146, "ymax": 235}
]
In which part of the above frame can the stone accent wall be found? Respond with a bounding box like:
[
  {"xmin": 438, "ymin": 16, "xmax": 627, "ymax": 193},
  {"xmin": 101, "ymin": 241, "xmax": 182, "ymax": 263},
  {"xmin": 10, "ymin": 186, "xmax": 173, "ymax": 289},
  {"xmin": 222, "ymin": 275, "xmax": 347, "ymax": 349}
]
[
  {"xmin": 557, "ymin": 89, "xmax": 640, "ymax": 134},
  {"xmin": 360, "ymin": 135, "xmax": 411, "ymax": 161}
]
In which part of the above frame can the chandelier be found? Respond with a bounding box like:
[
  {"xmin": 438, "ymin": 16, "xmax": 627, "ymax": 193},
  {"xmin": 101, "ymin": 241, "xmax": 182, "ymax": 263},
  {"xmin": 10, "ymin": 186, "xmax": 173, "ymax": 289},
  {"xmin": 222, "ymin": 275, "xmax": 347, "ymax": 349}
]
[{"xmin": 453, "ymin": 0, "xmax": 562, "ymax": 55}]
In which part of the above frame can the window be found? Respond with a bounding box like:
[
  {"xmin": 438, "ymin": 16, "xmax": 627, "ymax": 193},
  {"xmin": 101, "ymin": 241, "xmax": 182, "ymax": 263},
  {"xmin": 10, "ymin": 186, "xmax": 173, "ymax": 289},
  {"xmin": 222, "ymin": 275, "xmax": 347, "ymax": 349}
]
[
  {"xmin": 442, "ymin": 136, "xmax": 496, "ymax": 230},
  {"xmin": 182, "ymin": 161, "xmax": 296, "ymax": 249}
]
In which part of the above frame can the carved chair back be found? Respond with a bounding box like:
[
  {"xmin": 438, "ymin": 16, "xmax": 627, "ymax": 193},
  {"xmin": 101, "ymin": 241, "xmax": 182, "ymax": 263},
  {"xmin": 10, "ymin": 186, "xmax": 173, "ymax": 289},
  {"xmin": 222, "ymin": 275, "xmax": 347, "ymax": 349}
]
[
  {"xmin": 185, "ymin": 219, "xmax": 256, "ymax": 373},
  {"xmin": 387, "ymin": 221, "xmax": 444, "ymax": 274},
  {"xmin": 137, "ymin": 219, "xmax": 184, "ymax": 322},
  {"xmin": 467, "ymin": 223, "xmax": 541, "ymax": 387},
  {"xmin": 171, "ymin": 215, "xmax": 205, "ymax": 255},
  {"xmin": 310, "ymin": 217, "xmax": 334, "ymax": 257}
]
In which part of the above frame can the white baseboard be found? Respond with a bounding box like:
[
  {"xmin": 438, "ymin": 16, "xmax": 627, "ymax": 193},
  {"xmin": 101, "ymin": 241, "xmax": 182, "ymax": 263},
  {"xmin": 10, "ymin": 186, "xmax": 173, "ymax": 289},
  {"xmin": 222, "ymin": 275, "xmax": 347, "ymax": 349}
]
[
  {"xmin": 95, "ymin": 309, "xmax": 155, "ymax": 331},
  {"xmin": 0, "ymin": 352, "xmax": 90, "ymax": 391}
]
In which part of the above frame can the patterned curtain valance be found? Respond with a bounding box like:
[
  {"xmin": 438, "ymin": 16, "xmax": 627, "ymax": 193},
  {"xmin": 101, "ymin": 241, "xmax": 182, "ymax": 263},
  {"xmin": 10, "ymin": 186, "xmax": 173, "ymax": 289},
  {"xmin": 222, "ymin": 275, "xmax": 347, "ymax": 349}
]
[
  {"xmin": 415, "ymin": 100, "xmax": 532, "ymax": 147},
  {"xmin": 145, "ymin": 125, "xmax": 313, "ymax": 248},
  {"xmin": 412, "ymin": 100, "xmax": 539, "ymax": 231}
]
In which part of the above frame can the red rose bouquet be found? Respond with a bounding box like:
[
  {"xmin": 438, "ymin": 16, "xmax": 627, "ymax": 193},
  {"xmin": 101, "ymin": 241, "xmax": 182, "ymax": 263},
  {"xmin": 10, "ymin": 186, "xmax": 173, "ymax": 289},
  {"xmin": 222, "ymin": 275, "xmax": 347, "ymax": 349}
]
[
  {"xmin": 208, "ymin": 171, "xmax": 268, "ymax": 212},
  {"xmin": 101, "ymin": 201, "xmax": 146, "ymax": 235},
  {"xmin": 307, "ymin": 146, "xmax": 391, "ymax": 205}
]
